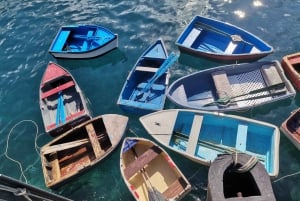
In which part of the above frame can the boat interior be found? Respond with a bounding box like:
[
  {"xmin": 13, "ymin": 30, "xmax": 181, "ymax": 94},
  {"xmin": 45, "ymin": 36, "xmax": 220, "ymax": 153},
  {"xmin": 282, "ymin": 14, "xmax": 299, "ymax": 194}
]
[
  {"xmin": 121, "ymin": 140, "xmax": 189, "ymax": 201},
  {"xmin": 42, "ymin": 118, "xmax": 112, "ymax": 188}
]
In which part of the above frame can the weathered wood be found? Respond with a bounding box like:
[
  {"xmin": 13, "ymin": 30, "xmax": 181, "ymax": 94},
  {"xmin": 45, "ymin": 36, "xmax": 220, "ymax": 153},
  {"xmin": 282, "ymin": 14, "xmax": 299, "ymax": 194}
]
[
  {"xmin": 50, "ymin": 153, "xmax": 61, "ymax": 181},
  {"xmin": 42, "ymin": 138, "xmax": 90, "ymax": 155},
  {"xmin": 124, "ymin": 146, "xmax": 162, "ymax": 180},
  {"xmin": 163, "ymin": 177, "xmax": 186, "ymax": 199},
  {"xmin": 85, "ymin": 123, "xmax": 104, "ymax": 158},
  {"xmin": 186, "ymin": 115, "xmax": 203, "ymax": 155}
]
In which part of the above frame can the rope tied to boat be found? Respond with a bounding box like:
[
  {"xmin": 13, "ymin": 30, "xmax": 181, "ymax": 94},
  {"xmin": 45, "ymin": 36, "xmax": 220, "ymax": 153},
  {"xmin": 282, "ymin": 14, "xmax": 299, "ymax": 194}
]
[{"xmin": 232, "ymin": 152, "xmax": 259, "ymax": 173}]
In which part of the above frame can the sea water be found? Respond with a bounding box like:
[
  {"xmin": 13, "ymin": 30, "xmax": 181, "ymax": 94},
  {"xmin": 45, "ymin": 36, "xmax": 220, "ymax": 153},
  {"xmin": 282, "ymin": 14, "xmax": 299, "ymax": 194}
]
[{"xmin": 0, "ymin": 0, "xmax": 299, "ymax": 200}]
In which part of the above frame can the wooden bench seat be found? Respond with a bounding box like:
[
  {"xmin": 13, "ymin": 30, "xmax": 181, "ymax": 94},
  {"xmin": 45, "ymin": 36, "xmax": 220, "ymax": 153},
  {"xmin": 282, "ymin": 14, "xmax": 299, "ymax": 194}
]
[
  {"xmin": 85, "ymin": 123, "xmax": 104, "ymax": 158},
  {"xmin": 135, "ymin": 66, "xmax": 158, "ymax": 72},
  {"xmin": 182, "ymin": 28, "xmax": 202, "ymax": 47},
  {"xmin": 163, "ymin": 177, "xmax": 187, "ymax": 199},
  {"xmin": 186, "ymin": 115, "xmax": 203, "ymax": 155},
  {"xmin": 124, "ymin": 146, "xmax": 162, "ymax": 180},
  {"xmin": 236, "ymin": 123, "xmax": 248, "ymax": 152},
  {"xmin": 261, "ymin": 64, "xmax": 286, "ymax": 94},
  {"xmin": 52, "ymin": 30, "xmax": 70, "ymax": 51},
  {"xmin": 41, "ymin": 81, "xmax": 75, "ymax": 99},
  {"xmin": 46, "ymin": 110, "xmax": 86, "ymax": 130},
  {"xmin": 211, "ymin": 71, "xmax": 233, "ymax": 99}
]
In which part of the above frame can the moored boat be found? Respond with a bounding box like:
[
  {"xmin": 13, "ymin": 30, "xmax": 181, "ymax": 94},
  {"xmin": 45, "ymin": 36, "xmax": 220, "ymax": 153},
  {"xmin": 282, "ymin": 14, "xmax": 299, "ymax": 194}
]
[
  {"xmin": 39, "ymin": 61, "xmax": 92, "ymax": 137},
  {"xmin": 206, "ymin": 153, "xmax": 276, "ymax": 201},
  {"xmin": 117, "ymin": 38, "xmax": 177, "ymax": 114},
  {"xmin": 140, "ymin": 109, "xmax": 280, "ymax": 178},
  {"xmin": 49, "ymin": 24, "xmax": 118, "ymax": 59},
  {"xmin": 120, "ymin": 137, "xmax": 191, "ymax": 201},
  {"xmin": 280, "ymin": 108, "xmax": 300, "ymax": 150},
  {"xmin": 176, "ymin": 16, "xmax": 273, "ymax": 63},
  {"xmin": 167, "ymin": 60, "xmax": 296, "ymax": 112},
  {"xmin": 281, "ymin": 52, "xmax": 300, "ymax": 91},
  {"xmin": 40, "ymin": 114, "xmax": 128, "ymax": 189}
]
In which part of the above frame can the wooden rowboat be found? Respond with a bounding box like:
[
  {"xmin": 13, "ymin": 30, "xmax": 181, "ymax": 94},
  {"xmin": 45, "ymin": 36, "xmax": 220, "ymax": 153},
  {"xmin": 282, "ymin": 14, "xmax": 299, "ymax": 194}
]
[
  {"xmin": 117, "ymin": 38, "xmax": 177, "ymax": 115},
  {"xmin": 167, "ymin": 60, "xmax": 296, "ymax": 112},
  {"xmin": 281, "ymin": 52, "xmax": 300, "ymax": 91},
  {"xmin": 40, "ymin": 114, "xmax": 128, "ymax": 189},
  {"xmin": 140, "ymin": 109, "xmax": 280, "ymax": 178},
  {"xmin": 280, "ymin": 108, "xmax": 300, "ymax": 150},
  {"xmin": 120, "ymin": 137, "xmax": 191, "ymax": 201},
  {"xmin": 206, "ymin": 153, "xmax": 276, "ymax": 201},
  {"xmin": 49, "ymin": 24, "xmax": 118, "ymax": 59},
  {"xmin": 176, "ymin": 15, "xmax": 273, "ymax": 63},
  {"xmin": 39, "ymin": 61, "xmax": 92, "ymax": 137}
]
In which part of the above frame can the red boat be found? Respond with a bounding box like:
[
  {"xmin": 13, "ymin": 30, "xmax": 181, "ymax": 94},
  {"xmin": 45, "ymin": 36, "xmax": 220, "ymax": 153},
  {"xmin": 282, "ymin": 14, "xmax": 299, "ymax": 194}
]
[
  {"xmin": 39, "ymin": 61, "xmax": 92, "ymax": 137},
  {"xmin": 281, "ymin": 52, "xmax": 300, "ymax": 91},
  {"xmin": 280, "ymin": 108, "xmax": 300, "ymax": 150}
]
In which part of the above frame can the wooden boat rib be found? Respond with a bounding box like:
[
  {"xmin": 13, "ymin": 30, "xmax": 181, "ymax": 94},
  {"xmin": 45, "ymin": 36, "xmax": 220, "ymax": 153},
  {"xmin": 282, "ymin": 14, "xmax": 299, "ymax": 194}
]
[
  {"xmin": 176, "ymin": 15, "xmax": 273, "ymax": 63},
  {"xmin": 280, "ymin": 108, "xmax": 300, "ymax": 150},
  {"xmin": 281, "ymin": 52, "xmax": 300, "ymax": 91},
  {"xmin": 167, "ymin": 60, "xmax": 296, "ymax": 112},
  {"xmin": 206, "ymin": 153, "xmax": 276, "ymax": 201},
  {"xmin": 49, "ymin": 24, "xmax": 118, "ymax": 59},
  {"xmin": 40, "ymin": 114, "xmax": 128, "ymax": 189},
  {"xmin": 120, "ymin": 137, "xmax": 191, "ymax": 201},
  {"xmin": 139, "ymin": 109, "xmax": 280, "ymax": 178},
  {"xmin": 117, "ymin": 38, "xmax": 171, "ymax": 114},
  {"xmin": 39, "ymin": 61, "xmax": 92, "ymax": 137}
]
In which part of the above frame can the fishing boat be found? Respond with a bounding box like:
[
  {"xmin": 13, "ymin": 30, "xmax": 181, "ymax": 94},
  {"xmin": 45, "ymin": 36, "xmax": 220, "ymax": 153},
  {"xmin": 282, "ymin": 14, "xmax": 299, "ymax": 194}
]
[
  {"xmin": 139, "ymin": 109, "xmax": 280, "ymax": 178},
  {"xmin": 39, "ymin": 61, "xmax": 92, "ymax": 137},
  {"xmin": 167, "ymin": 60, "xmax": 296, "ymax": 112},
  {"xmin": 280, "ymin": 108, "xmax": 300, "ymax": 150},
  {"xmin": 281, "ymin": 52, "xmax": 300, "ymax": 91},
  {"xmin": 40, "ymin": 114, "xmax": 128, "ymax": 189},
  {"xmin": 175, "ymin": 15, "xmax": 273, "ymax": 63},
  {"xmin": 117, "ymin": 38, "xmax": 178, "ymax": 115},
  {"xmin": 120, "ymin": 137, "xmax": 191, "ymax": 201},
  {"xmin": 49, "ymin": 24, "xmax": 118, "ymax": 59},
  {"xmin": 0, "ymin": 174, "xmax": 72, "ymax": 201},
  {"xmin": 206, "ymin": 153, "xmax": 276, "ymax": 201}
]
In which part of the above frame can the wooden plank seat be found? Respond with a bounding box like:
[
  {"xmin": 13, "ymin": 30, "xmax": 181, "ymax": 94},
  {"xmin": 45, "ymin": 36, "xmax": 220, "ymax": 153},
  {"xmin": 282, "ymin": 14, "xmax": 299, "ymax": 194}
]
[
  {"xmin": 224, "ymin": 41, "xmax": 238, "ymax": 54},
  {"xmin": 186, "ymin": 115, "xmax": 203, "ymax": 155},
  {"xmin": 46, "ymin": 110, "xmax": 86, "ymax": 130},
  {"xmin": 163, "ymin": 177, "xmax": 187, "ymax": 199},
  {"xmin": 124, "ymin": 146, "xmax": 162, "ymax": 180},
  {"xmin": 211, "ymin": 71, "xmax": 234, "ymax": 99},
  {"xmin": 52, "ymin": 30, "xmax": 70, "ymax": 51},
  {"xmin": 261, "ymin": 64, "xmax": 286, "ymax": 94},
  {"xmin": 85, "ymin": 123, "xmax": 104, "ymax": 158},
  {"xmin": 236, "ymin": 123, "xmax": 248, "ymax": 152},
  {"xmin": 182, "ymin": 28, "xmax": 202, "ymax": 47},
  {"xmin": 41, "ymin": 81, "xmax": 75, "ymax": 99},
  {"xmin": 135, "ymin": 66, "xmax": 158, "ymax": 72}
]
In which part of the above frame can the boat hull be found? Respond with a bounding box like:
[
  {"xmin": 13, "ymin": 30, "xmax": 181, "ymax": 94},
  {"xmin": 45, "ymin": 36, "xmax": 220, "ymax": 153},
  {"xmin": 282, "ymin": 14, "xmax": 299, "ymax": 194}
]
[
  {"xmin": 40, "ymin": 114, "xmax": 128, "ymax": 189},
  {"xmin": 176, "ymin": 16, "xmax": 273, "ymax": 63},
  {"xmin": 281, "ymin": 52, "xmax": 300, "ymax": 91},
  {"xmin": 206, "ymin": 153, "xmax": 276, "ymax": 201},
  {"xmin": 140, "ymin": 109, "xmax": 280, "ymax": 178},
  {"xmin": 167, "ymin": 60, "xmax": 296, "ymax": 112},
  {"xmin": 49, "ymin": 25, "xmax": 118, "ymax": 59},
  {"xmin": 117, "ymin": 38, "xmax": 170, "ymax": 115},
  {"xmin": 120, "ymin": 137, "xmax": 191, "ymax": 201},
  {"xmin": 39, "ymin": 61, "xmax": 92, "ymax": 137},
  {"xmin": 280, "ymin": 108, "xmax": 300, "ymax": 150}
]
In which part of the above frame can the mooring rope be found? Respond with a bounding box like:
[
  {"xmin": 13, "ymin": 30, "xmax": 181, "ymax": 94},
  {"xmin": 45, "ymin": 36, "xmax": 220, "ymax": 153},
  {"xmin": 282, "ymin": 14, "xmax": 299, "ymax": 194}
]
[
  {"xmin": 232, "ymin": 152, "xmax": 258, "ymax": 173},
  {"xmin": 3, "ymin": 120, "xmax": 41, "ymax": 183},
  {"xmin": 273, "ymin": 170, "xmax": 300, "ymax": 183}
]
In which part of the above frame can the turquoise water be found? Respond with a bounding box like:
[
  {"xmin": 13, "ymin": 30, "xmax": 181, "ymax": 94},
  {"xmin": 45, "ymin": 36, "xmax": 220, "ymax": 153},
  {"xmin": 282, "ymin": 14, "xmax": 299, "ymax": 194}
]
[{"xmin": 0, "ymin": 0, "xmax": 299, "ymax": 200}]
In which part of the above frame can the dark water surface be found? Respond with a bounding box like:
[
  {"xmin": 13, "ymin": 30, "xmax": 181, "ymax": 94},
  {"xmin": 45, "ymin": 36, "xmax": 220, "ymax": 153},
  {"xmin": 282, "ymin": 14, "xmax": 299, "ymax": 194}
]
[{"xmin": 0, "ymin": 0, "xmax": 299, "ymax": 200}]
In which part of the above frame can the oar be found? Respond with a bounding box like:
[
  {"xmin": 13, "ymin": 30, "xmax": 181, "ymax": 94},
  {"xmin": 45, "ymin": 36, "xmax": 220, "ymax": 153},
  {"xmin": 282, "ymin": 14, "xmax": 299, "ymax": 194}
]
[
  {"xmin": 194, "ymin": 21, "xmax": 254, "ymax": 46},
  {"xmin": 203, "ymin": 82, "xmax": 286, "ymax": 107},
  {"xmin": 55, "ymin": 91, "xmax": 66, "ymax": 125},
  {"xmin": 131, "ymin": 147, "xmax": 166, "ymax": 201},
  {"xmin": 134, "ymin": 52, "xmax": 178, "ymax": 101}
]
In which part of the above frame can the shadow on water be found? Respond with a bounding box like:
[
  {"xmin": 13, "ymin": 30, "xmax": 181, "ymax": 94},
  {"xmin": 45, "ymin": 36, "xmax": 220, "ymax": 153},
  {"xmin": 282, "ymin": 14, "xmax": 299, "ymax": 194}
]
[{"xmin": 54, "ymin": 48, "xmax": 127, "ymax": 70}]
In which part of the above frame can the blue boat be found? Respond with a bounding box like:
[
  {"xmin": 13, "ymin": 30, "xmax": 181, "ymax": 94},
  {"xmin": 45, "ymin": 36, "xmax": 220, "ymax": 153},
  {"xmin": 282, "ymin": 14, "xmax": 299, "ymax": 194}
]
[
  {"xmin": 49, "ymin": 24, "xmax": 118, "ymax": 59},
  {"xmin": 139, "ymin": 109, "xmax": 280, "ymax": 178},
  {"xmin": 176, "ymin": 16, "xmax": 273, "ymax": 63},
  {"xmin": 117, "ymin": 38, "xmax": 177, "ymax": 115},
  {"xmin": 167, "ymin": 60, "xmax": 296, "ymax": 112}
]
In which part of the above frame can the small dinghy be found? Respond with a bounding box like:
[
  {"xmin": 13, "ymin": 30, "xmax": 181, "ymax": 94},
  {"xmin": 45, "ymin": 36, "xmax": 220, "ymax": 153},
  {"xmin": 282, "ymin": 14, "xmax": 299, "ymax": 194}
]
[
  {"xmin": 206, "ymin": 153, "xmax": 276, "ymax": 201},
  {"xmin": 281, "ymin": 52, "xmax": 300, "ymax": 91},
  {"xmin": 120, "ymin": 137, "xmax": 191, "ymax": 201},
  {"xmin": 49, "ymin": 24, "xmax": 118, "ymax": 59},
  {"xmin": 176, "ymin": 15, "xmax": 273, "ymax": 63},
  {"xmin": 39, "ymin": 61, "xmax": 92, "ymax": 137}
]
